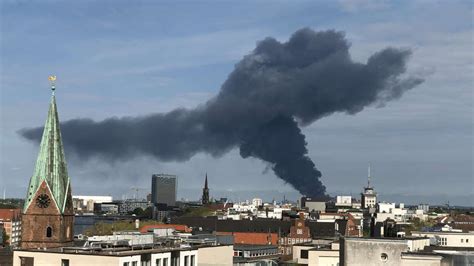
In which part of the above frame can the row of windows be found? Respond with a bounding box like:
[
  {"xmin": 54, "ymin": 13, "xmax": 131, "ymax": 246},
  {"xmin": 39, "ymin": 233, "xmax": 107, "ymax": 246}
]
[
  {"xmin": 123, "ymin": 256, "xmax": 196, "ymax": 266},
  {"xmin": 441, "ymin": 237, "xmax": 472, "ymax": 245},
  {"xmin": 246, "ymin": 250, "xmax": 278, "ymax": 257},
  {"xmin": 279, "ymin": 237, "xmax": 311, "ymax": 244}
]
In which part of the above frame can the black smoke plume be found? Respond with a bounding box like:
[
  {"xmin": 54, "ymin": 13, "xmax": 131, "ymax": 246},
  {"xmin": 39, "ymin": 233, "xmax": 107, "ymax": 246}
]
[{"xmin": 20, "ymin": 28, "xmax": 423, "ymax": 197}]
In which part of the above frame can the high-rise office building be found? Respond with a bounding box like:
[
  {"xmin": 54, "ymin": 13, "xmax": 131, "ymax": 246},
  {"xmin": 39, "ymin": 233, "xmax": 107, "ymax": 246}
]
[{"xmin": 151, "ymin": 174, "xmax": 177, "ymax": 206}]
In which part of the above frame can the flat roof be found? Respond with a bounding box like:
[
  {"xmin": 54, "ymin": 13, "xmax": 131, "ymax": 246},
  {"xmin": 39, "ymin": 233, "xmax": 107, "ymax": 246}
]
[
  {"xmin": 15, "ymin": 244, "xmax": 230, "ymax": 257},
  {"xmin": 234, "ymin": 244, "xmax": 278, "ymax": 251},
  {"xmin": 293, "ymin": 242, "xmax": 329, "ymax": 247},
  {"xmin": 424, "ymin": 246, "xmax": 474, "ymax": 252},
  {"xmin": 344, "ymin": 236, "xmax": 430, "ymax": 242},
  {"xmin": 412, "ymin": 231, "xmax": 474, "ymax": 235},
  {"xmin": 401, "ymin": 252, "xmax": 443, "ymax": 259}
]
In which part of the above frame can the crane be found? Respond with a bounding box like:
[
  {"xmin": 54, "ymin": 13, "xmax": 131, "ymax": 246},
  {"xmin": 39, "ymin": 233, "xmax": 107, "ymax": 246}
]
[{"xmin": 129, "ymin": 187, "xmax": 147, "ymax": 201}]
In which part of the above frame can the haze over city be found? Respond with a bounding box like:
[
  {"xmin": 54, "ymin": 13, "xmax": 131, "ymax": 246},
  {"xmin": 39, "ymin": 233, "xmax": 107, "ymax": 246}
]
[{"xmin": 1, "ymin": 0, "xmax": 472, "ymax": 205}]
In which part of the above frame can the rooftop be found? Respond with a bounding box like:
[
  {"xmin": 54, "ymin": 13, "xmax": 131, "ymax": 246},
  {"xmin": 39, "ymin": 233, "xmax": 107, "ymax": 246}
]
[
  {"xmin": 0, "ymin": 209, "xmax": 21, "ymax": 220},
  {"xmin": 344, "ymin": 236, "xmax": 430, "ymax": 242},
  {"xmin": 423, "ymin": 246, "xmax": 474, "ymax": 252},
  {"xmin": 233, "ymin": 244, "xmax": 278, "ymax": 251},
  {"xmin": 412, "ymin": 230, "xmax": 474, "ymax": 235},
  {"xmin": 16, "ymin": 243, "xmax": 229, "ymax": 257},
  {"xmin": 171, "ymin": 216, "xmax": 340, "ymax": 237},
  {"xmin": 140, "ymin": 224, "xmax": 191, "ymax": 233}
]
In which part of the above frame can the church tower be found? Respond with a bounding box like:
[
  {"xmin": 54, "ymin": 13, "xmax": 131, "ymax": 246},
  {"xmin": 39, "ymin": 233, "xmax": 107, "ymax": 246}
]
[
  {"xmin": 21, "ymin": 76, "xmax": 74, "ymax": 248},
  {"xmin": 201, "ymin": 173, "xmax": 210, "ymax": 205}
]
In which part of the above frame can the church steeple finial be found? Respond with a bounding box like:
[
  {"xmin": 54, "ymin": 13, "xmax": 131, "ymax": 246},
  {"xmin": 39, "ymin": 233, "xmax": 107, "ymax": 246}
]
[
  {"xmin": 205, "ymin": 173, "xmax": 208, "ymax": 189},
  {"xmin": 48, "ymin": 75, "xmax": 57, "ymax": 95}
]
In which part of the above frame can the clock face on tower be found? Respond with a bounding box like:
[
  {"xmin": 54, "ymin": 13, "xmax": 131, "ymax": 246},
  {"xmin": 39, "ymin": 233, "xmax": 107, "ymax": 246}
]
[{"xmin": 36, "ymin": 194, "xmax": 51, "ymax": 208}]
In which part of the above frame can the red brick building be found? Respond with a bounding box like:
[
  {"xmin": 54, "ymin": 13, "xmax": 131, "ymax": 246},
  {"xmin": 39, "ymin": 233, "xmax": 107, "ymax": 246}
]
[
  {"xmin": 343, "ymin": 213, "xmax": 361, "ymax": 237},
  {"xmin": 172, "ymin": 215, "xmax": 345, "ymax": 257},
  {"xmin": 0, "ymin": 209, "xmax": 21, "ymax": 246},
  {"xmin": 279, "ymin": 213, "xmax": 312, "ymax": 255},
  {"xmin": 319, "ymin": 212, "xmax": 361, "ymax": 237}
]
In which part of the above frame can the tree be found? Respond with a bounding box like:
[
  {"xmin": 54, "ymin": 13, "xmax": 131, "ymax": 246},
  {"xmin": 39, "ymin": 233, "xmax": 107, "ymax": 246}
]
[
  {"xmin": 84, "ymin": 220, "xmax": 162, "ymax": 236},
  {"xmin": 182, "ymin": 207, "xmax": 213, "ymax": 217},
  {"xmin": 2, "ymin": 229, "xmax": 9, "ymax": 246},
  {"xmin": 142, "ymin": 207, "xmax": 153, "ymax": 219},
  {"xmin": 129, "ymin": 208, "xmax": 144, "ymax": 216}
]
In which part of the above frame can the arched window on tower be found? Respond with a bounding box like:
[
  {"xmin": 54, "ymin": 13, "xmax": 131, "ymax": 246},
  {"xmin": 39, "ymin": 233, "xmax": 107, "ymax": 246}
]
[{"xmin": 46, "ymin": 226, "xmax": 52, "ymax": 238}]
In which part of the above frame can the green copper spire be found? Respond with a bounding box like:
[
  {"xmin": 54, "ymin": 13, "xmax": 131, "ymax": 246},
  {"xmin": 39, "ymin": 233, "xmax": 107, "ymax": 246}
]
[{"xmin": 23, "ymin": 78, "xmax": 71, "ymax": 213}]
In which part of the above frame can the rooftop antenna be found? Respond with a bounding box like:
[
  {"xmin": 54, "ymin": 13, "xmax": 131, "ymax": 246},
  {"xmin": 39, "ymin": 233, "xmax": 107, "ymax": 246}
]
[
  {"xmin": 367, "ymin": 163, "xmax": 371, "ymax": 188},
  {"xmin": 48, "ymin": 75, "xmax": 57, "ymax": 95}
]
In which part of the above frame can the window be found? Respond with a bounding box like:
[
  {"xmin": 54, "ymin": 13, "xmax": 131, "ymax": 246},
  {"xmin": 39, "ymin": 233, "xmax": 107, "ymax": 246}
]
[
  {"xmin": 190, "ymin": 255, "xmax": 195, "ymax": 266},
  {"xmin": 132, "ymin": 262, "xmax": 138, "ymax": 266},
  {"xmin": 163, "ymin": 258, "xmax": 168, "ymax": 266},
  {"xmin": 467, "ymin": 239, "xmax": 469, "ymax": 243},
  {"xmin": 20, "ymin": 257, "xmax": 34, "ymax": 266},
  {"xmin": 461, "ymin": 239, "xmax": 464, "ymax": 243},
  {"xmin": 440, "ymin": 237, "xmax": 447, "ymax": 246},
  {"xmin": 141, "ymin": 254, "xmax": 151, "ymax": 266},
  {"xmin": 300, "ymin": 249, "xmax": 308, "ymax": 259},
  {"xmin": 171, "ymin": 257, "xmax": 178, "ymax": 266},
  {"xmin": 61, "ymin": 259, "xmax": 69, "ymax": 266},
  {"xmin": 380, "ymin": 253, "xmax": 388, "ymax": 262},
  {"xmin": 46, "ymin": 226, "xmax": 52, "ymax": 238},
  {"xmin": 156, "ymin": 258, "xmax": 161, "ymax": 266},
  {"xmin": 297, "ymin": 229, "xmax": 303, "ymax": 235},
  {"xmin": 123, "ymin": 263, "xmax": 130, "ymax": 266}
]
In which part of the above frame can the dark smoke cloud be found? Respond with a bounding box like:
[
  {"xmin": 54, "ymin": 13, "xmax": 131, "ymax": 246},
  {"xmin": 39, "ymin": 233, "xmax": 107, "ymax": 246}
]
[{"xmin": 20, "ymin": 28, "xmax": 423, "ymax": 197}]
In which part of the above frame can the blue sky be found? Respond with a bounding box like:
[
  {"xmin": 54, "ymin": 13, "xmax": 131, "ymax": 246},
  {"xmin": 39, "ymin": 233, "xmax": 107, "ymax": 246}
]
[{"xmin": 1, "ymin": 0, "xmax": 472, "ymax": 205}]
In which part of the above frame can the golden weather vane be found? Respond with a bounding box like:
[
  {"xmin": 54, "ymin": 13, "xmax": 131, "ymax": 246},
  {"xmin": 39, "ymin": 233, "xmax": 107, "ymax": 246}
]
[{"xmin": 48, "ymin": 75, "xmax": 57, "ymax": 94}]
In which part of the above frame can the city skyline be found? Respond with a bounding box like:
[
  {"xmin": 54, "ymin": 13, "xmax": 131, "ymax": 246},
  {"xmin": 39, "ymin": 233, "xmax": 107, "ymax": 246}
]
[{"xmin": 1, "ymin": 1, "xmax": 472, "ymax": 206}]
